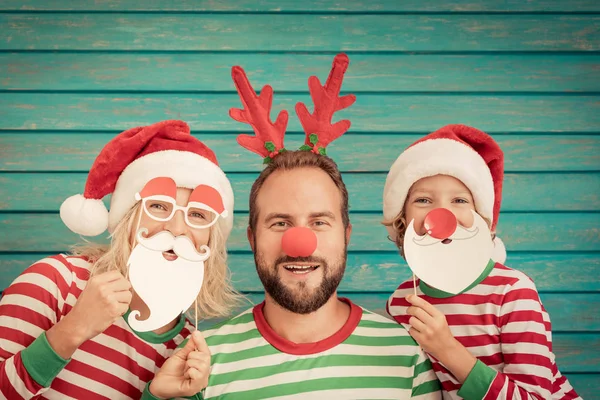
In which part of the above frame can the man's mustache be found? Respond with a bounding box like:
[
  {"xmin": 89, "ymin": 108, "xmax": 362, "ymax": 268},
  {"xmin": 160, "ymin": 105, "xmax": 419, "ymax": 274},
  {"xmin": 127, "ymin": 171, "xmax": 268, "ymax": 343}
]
[
  {"xmin": 135, "ymin": 228, "xmax": 210, "ymax": 262},
  {"xmin": 275, "ymin": 255, "xmax": 327, "ymax": 267}
]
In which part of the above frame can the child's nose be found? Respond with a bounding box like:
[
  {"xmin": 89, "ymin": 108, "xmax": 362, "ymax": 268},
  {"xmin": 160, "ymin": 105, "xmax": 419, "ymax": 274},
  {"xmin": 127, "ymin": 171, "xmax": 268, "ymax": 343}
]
[
  {"xmin": 281, "ymin": 227, "xmax": 318, "ymax": 257},
  {"xmin": 424, "ymin": 208, "xmax": 457, "ymax": 239}
]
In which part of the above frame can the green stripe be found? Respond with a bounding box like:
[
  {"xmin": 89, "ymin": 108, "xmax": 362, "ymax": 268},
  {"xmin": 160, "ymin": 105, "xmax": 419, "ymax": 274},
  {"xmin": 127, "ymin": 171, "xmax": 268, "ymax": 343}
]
[
  {"xmin": 343, "ymin": 334, "xmax": 418, "ymax": 347},
  {"xmin": 414, "ymin": 358, "xmax": 434, "ymax": 376},
  {"xmin": 206, "ymin": 328, "xmax": 263, "ymax": 346},
  {"xmin": 211, "ymin": 354, "xmax": 420, "ymax": 386},
  {"xmin": 358, "ymin": 318, "xmax": 407, "ymax": 330},
  {"xmin": 412, "ymin": 379, "xmax": 442, "ymax": 397},
  {"xmin": 207, "ymin": 376, "xmax": 414, "ymax": 400},
  {"xmin": 213, "ymin": 344, "xmax": 280, "ymax": 364}
]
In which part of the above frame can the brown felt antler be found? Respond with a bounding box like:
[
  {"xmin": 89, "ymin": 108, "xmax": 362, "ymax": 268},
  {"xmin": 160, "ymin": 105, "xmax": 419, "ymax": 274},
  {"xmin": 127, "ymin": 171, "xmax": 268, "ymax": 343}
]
[
  {"xmin": 229, "ymin": 66, "xmax": 289, "ymax": 164},
  {"xmin": 295, "ymin": 53, "xmax": 356, "ymax": 155}
]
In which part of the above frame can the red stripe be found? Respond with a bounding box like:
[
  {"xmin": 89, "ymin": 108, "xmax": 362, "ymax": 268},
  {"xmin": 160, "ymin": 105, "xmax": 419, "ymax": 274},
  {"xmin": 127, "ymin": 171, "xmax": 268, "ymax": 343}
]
[
  {"xmin": 0, "ymin": 327, "xmax": 35, "ymax": 350},
  {"xmin": 505, "ymin": 373, "xmax": 552, "ymax": 392},
  {"xmin": 13, "ymin": 353, "xmax": 43, "ymax": 394},
  {"xmin": 478, "ymin": 352, "xmax": 504, "ymax": 366},
  {"xmin": 51, "ymin": 376, "xmax": 126, "ymax": 400},
  {"xmin": 0, "ymin": 303, "xmax": 54, "ymax": 331},
  {"xmin": 446, "ymin": 313, "xmax": 499, "ymax": 327},
  {"xmin": 65, "ymin": 359, "xmax": 139, "ymax": 397},
  {"xmin": 103, "ymin": 325, "xmax": 167, "ymax": 362},
  {"xmin": 484, "ymin": 373, "xmax": 505, "ymax": 400},
  {"xmin": 501, "ymin": 332, "xmax": 549, "ymax": 347},
  {"xmin": 2, "ymin": 282, "xmax": 59, "ymax": 315},
  {"xmin": 0, "ymin": 361, "xmax": 25, "ymax": 400},
  {"xmin": 503, "ymin": 353, "xmax": 553, "ymax": 370},
  {"xmin": 499, "ymin": 309, "xmax": 545, "ymax": 327},
  {"xmin": 480, "ymin": 275, "xmax": 520, "ymax": 287},
  {"xmin": 455, "ymin": 334, "xmax": 500, "ymax": 347},
  {"xmin": 78, "ymin": 339, "xmax": 155, "ymax": 383},
  {"xmin": 27, "ymin": 258, "xmax": 72, "ymax": 299}
]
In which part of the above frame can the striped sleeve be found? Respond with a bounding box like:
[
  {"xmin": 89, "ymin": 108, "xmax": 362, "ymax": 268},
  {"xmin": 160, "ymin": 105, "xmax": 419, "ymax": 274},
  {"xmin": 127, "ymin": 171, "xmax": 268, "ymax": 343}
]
[
  {"xmin": 0, "ymin": 256, "xmax": 74, "ymax": 399},
  {"xmin": 459, "ymin": 276, "xmax": 553, "ymax": 400},
  {"xmin": 411, "ymin": 347, "xmax": 441, "ymax": 399}
]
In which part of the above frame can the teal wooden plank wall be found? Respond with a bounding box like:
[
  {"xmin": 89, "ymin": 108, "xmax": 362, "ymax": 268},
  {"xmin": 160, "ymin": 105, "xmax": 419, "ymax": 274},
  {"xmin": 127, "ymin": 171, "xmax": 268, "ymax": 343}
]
[{"xmin": 1, "ymin": 0, "xmax": 599, "ymax": 396}]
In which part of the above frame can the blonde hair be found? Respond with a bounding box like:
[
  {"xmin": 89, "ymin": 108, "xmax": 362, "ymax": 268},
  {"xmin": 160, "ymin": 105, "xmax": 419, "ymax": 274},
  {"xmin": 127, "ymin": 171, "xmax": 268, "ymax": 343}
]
[{"xmin": 71, "ymin": 202, "xmax": 245, "ymax": 321}]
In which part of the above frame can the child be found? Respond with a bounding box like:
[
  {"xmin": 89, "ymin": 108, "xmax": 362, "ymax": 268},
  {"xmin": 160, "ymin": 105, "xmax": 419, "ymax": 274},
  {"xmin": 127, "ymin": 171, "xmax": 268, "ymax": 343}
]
[{"xmin": 382, "ymin": 124, "xmax": 580, "ymax": 399}]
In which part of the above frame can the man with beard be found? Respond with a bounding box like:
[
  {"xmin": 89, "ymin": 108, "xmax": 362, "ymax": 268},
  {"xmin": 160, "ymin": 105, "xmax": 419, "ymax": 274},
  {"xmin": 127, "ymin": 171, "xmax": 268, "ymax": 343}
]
[
  {"xmin": 0, "ymin": 120, "xmax": 241, "ymax": 399},
  {"xmin": 146, "ymin": 54, "xmax": 441, "ymax": 399},
  {"xmin": 383, "ymin": 124, "xmax": 580, "ymax": 399}
]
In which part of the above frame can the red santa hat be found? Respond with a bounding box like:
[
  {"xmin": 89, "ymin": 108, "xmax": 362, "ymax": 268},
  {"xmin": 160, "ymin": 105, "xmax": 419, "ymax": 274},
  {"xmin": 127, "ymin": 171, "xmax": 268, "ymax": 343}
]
[
  {"xmin": 383, "ymin": 124, "xmax": 506, "ymax": 264},
  {"xmin": 60, "ymin": 120, "xmax": 234, "ymax": 237}
]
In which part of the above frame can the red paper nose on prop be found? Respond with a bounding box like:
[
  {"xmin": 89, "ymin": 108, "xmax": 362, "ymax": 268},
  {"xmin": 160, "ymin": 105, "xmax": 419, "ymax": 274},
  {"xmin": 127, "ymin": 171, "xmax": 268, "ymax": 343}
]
[
  {"xmin": 424, "ymin": 208, "xmax": 457, "ymax": 239},
  {"xmin": 281, "ymin": 227, "xmax": 318, "ymax": 257}
]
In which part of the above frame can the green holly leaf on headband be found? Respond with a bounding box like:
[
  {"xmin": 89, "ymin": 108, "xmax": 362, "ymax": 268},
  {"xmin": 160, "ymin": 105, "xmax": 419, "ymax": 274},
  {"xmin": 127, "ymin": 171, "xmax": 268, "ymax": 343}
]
[
  {"xmin": 264, "ymin": 141, "xmax": 276, "ymax": 152},
  {"xmin": 319, "ymin": 147, "xmax": 327, "ymax": 156},
  {"xmin": 279, "ymin": 148, "xmax": 287, "ymax": 153},
  {"xmin": 309, "ymin": 134, "xmax": 319, "ymax": 145},
  {"xmin": 262, "ymin": 156, "xmax": 272, "ymax": 164},
  {"xmin": 299, "ymin": 144, "xmax": 312, "ymax": 151}
]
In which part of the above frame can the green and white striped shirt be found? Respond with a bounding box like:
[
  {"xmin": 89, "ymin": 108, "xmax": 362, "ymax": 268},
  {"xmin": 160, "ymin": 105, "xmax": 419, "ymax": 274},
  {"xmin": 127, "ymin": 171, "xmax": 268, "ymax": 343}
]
[{"xmin": 201, "ymin": 298, "xmax": 441, "ymax": 399}]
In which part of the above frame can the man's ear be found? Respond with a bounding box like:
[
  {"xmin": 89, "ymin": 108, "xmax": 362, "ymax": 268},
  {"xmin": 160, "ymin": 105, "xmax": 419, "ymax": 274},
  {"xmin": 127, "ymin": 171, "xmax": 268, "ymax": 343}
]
[
  {"xmin": 247, "ymin": 226, "xmax": 255, "ymax": 252},
  {"xmin": 345, "ymin": 223, "xmax": 352, "ymax": 244}
]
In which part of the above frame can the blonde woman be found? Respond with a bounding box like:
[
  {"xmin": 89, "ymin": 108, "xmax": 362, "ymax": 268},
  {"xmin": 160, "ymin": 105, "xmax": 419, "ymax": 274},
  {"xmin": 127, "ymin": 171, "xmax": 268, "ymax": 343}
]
[{"xmin": 0, "ymin": 120, "xmax": 242, "ymax": 399}]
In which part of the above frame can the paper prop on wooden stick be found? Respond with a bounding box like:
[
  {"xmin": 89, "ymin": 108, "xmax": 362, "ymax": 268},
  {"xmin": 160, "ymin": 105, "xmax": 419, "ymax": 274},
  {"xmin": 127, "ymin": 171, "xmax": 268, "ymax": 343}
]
[
  {"xmin": 404, "ymin": 209, "xmax": 493, "ymax": 295},
  {"xmin": 127, "ymin": 177, "xmax": 226, "ymax": 332}
]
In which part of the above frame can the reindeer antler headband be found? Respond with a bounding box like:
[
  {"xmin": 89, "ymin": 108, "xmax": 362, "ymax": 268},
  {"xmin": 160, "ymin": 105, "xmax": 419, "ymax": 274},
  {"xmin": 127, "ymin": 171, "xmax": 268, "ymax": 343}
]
[{"xmin": 229, "ymin": 53, "xmax": 356, "ymax": 164}]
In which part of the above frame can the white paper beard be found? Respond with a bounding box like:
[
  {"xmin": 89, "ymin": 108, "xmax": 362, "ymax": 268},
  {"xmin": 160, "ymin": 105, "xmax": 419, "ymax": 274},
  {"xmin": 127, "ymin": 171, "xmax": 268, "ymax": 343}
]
[
  {"xmin": 404, "ymin": 210, "xmax": 493, "ymax": 295},
  {"xmin": 127, "ymin": 229, "xmax": 211, "ymax": 332}
]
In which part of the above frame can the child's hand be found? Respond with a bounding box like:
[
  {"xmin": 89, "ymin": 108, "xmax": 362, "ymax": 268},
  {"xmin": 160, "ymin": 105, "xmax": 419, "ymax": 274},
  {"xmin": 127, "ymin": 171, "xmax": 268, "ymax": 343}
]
[
  {"xmin": 149, "ymin": 330, "xmax": 211, "ymax": 399},
  {"xmin": 405, "ymin": 294, "xmax": 460, "ymax": 361}
]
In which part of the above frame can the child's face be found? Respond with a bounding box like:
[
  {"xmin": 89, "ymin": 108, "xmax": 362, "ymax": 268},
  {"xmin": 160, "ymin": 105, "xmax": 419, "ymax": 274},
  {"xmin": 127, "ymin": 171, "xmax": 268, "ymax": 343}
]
[{"xmin": 405, "ymin": 174, "xmax": 476, "ymax": 235}]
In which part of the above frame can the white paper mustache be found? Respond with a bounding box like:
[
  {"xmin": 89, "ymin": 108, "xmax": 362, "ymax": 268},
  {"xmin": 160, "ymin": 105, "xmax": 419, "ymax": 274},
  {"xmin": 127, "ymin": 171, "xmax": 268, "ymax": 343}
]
[
  {"xmin": 411, "ymin": 222, "xmax": 480, "ymax": 246},
  {"xmin": 136, "ymin": 228, "xmax": 211, "ymax": 262}
]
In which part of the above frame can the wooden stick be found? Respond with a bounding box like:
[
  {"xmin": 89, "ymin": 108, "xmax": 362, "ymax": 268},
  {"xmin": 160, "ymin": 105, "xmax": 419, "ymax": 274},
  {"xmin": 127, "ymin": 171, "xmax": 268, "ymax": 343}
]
[{"xmin": 413, "ymin": 273, "xmax": 418, "ymax": 296}]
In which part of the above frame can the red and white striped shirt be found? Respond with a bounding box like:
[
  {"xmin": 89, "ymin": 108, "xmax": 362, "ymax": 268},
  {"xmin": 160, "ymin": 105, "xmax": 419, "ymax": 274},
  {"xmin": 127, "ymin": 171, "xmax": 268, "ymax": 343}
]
[
  {"xmin": 0, "ymin": 255, "xmax": 194, "ymax": 400},
  {"xmin": 387, "ymin": 262, "xmax": 580, "ymax": 400}
]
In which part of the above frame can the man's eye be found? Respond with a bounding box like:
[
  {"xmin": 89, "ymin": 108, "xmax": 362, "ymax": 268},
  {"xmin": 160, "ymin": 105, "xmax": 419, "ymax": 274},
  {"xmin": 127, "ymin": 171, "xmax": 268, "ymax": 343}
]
[{"xmin": 271, "ymin": 221, "xmax": 288, "ymax": 228}]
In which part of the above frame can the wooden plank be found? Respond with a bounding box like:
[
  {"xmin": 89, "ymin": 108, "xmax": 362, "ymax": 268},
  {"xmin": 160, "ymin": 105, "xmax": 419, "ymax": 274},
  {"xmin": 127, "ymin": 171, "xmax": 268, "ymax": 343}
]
[
  {"xmin": 1, "ymin": 14, "xmax": 598, "ymax": 51},
  {"xmin": 2, "ymin": 94, "xmax": 599, "ymax": 133},
  {"xmin": 3, "ymin": 54, "xmax": 600, "ymax": 92},
  {"xmin": 1, "ymin": 133, "xmax": 599, "ymax": 172},
  {"xmin": 3, "ymin": 0, "xmax": 600, "ymax": 12},
  {"xmin": 565, "ymin": 374, "xmax": 600, "ymax": 400},
  {"xmin": 2, "ymin": 252, "xmax": 599, "ymax": 293},
  {"xmin": 0, "ymin": 212, "xmax": 598, "ymax": 252},
  {"xmin": 1, "ymin": 172, "xmax": 599, "ymax": 212}
]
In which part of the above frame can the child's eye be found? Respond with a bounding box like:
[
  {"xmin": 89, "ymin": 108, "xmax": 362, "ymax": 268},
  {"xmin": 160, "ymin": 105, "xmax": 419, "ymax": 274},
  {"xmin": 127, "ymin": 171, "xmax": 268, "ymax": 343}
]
[
  {"xmin": 453, "ymin": 198, "xmax": 469, "ymax": 204},
  {"xmin": 414, "ymin": 198, "xmax": 431, "ymax": 204}
]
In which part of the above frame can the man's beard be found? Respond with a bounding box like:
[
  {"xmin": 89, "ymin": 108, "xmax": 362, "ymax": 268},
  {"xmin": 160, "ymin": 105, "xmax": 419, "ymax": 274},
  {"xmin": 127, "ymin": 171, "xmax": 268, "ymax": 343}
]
[
  {"xmin": 254, "ymin": 241, "xmax": 347, "ymax": 315},
  {"xmin": 127, "ymin": 229, "xmax": 211, "ymax": 332}
]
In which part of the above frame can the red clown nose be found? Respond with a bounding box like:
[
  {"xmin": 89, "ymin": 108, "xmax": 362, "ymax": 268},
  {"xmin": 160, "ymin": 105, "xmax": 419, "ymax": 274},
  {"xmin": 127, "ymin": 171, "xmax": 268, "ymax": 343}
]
[
  {"xmin": 281, "ymin": 227, "xmax": 318, "ymax": 257},
  {"xmin": 424, "ymin": 208, "xmax": 457, "ymax": 239}
]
